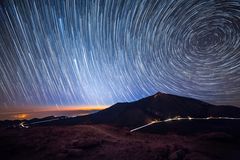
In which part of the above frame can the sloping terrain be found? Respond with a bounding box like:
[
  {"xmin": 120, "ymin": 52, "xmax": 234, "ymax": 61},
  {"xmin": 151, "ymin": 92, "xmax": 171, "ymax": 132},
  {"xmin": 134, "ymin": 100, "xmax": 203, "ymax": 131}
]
[{"xmin": 0, "ymin": 124, "xmax": 240, "ymax": 160}]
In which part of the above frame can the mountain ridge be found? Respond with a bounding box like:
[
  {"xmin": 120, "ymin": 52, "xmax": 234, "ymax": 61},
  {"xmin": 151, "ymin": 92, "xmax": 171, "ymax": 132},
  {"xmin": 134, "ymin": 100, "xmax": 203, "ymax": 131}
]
[
  {"xmin": 1, "ymin": 92, "xmax": 240, "ymax": 128},
  {"xmin": 78, "ymin": 92, "xmax": 240, "ymax": 127}
]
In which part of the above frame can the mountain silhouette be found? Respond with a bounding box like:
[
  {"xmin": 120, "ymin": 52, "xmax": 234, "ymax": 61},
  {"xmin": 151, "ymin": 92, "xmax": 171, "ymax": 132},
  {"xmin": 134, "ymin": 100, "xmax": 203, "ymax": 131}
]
[
  {"xmin": 72, "ymin": 92, "xmax": 240, "ymax": 127},
  {"xmin": 4, "ymin": 92, "xmax": 240, "ymax": 128}
]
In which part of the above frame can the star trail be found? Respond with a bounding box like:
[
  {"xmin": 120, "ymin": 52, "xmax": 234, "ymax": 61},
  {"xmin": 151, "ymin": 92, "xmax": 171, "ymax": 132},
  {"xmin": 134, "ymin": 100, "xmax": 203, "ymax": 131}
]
[{"xmin": 0, "ymin": 0, "xmax": 240, "ymax": 109}]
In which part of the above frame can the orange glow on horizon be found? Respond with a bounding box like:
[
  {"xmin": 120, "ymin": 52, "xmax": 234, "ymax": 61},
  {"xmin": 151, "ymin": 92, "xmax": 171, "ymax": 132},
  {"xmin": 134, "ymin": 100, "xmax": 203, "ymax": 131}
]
[
  {"xmin": 13, "ymin": 113, "xmax": 29, "ymax": 120},
  {"xmin": 49, "ymin": 105, "xmax": 109, "ymax": 111},
  {"xmin": 0, "ymin": 105, "xmax": 110, "ymax": 120},
  {"xmin": 1, "ymin": 105, "xmax": 109, "ymax": 120}
]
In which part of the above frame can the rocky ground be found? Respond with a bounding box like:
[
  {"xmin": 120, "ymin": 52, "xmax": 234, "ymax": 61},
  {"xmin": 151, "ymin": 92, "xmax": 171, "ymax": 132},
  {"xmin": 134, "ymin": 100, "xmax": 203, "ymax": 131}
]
[{"xmin": 0, "ymin": 124, "xmax": 239, "ymax": 160}]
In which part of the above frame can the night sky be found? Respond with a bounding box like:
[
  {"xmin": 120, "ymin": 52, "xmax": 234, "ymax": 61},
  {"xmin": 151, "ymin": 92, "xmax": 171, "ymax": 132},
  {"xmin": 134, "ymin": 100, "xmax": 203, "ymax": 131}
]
[{"xmin": 0, "ymin": 0, "xmax": 240, "ymax": 110}]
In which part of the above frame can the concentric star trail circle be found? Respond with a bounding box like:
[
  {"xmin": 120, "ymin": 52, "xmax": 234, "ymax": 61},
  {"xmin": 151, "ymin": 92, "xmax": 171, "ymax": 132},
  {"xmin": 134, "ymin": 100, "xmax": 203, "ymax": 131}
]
[{"xmin": 0, "ymin": 0, "xmax": 240, "ymax": 108}]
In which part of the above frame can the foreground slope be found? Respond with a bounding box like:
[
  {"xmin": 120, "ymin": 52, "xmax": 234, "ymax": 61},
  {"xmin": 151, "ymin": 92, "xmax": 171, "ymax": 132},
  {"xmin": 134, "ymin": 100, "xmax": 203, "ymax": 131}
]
[{"xmin": 1, "ymin": 124, "xmax": 240, "ymax": 160}]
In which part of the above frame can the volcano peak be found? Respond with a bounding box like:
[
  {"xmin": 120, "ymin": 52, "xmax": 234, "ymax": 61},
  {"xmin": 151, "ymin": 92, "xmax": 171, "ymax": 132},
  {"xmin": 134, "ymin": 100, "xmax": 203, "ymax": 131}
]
[{"xmin": 153, "ymin": 92, "xmax": 167, "ymax": 98}]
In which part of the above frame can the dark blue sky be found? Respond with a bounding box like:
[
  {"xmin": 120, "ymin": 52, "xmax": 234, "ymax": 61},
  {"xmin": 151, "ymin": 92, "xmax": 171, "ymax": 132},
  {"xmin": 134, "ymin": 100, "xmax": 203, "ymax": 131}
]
[{"xmin": 0, "ymin": 0, "xmax": 240, "ymax": 109}]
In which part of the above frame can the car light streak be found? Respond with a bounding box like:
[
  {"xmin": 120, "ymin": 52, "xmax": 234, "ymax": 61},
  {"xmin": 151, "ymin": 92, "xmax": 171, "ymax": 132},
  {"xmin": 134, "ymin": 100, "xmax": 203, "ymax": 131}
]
[{"xmin": 130, "ymin": 116, "xmax": 240, "ymax": 132}]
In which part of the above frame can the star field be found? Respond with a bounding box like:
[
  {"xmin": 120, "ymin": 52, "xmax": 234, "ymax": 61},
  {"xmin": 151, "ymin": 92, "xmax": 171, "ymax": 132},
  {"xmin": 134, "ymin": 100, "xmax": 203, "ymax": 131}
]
[{"xmin": 0, "ymin": 0, "xmax": 240, "ymax": 108}]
